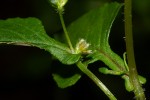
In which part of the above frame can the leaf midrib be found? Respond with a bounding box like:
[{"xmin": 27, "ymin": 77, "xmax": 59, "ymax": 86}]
[{"xmin": 0, "ymin": 29, "xmax": 70, "ymax": 53}]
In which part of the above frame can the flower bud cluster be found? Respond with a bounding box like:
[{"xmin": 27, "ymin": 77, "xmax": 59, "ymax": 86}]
[
  {"xmin": 50, "ymin": 0, "xmax": 68, "ymax": 11},
  {"xmin": 75, "ymin": 39, "xmax": 92, "ymax": 54}
]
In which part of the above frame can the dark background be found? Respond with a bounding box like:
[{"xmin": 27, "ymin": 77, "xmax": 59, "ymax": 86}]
[{"xmin": 0, "ymin": 0, "xmax": 150, "ymax": 100}]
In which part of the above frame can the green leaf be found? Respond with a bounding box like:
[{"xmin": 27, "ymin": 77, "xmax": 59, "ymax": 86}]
[
  {"xmin": 52, "ymin": 73, "xmax": 81, "ymax": 88},
  {"xmin": 67, "ymin": 2, "xmax": 122, "ymax": 50},
  {"xmin": 0, "ymin": 17, "xmax": 80, "ymax": 65},
  {"xmin": 67, "ymin": 3, "xmax": 126, "ymax": 72}
]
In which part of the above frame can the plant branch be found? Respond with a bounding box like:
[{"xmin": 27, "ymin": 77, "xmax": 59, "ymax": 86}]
[
  {"xmin": 124, "ymin": 0, "xmax": 146, "ymax": 99},
  {"xmin": 76, "ymin": 61, "xmax": 117, "ymax": 100},
  {"xmin": 58, "ymin": 11, "xmax": 74, "ymax": 52}
]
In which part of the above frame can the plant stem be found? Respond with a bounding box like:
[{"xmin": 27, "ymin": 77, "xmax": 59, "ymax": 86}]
[
  {"xmin": 76, "ymin": 61, "xmax": 117, "ymax": 100},
  {"xmin": 58, "ymin": 11, "xmax": 74, "ymax": 52},
  {"xmin": 124, "ymin": 0, "xmax": 146, "ymax": 99}
]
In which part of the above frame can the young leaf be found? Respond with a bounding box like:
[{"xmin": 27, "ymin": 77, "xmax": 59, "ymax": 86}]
[
  {"xmin": 0, "ymin": 17, "xmax": 80, "ymax": 65},
  {"xmin": 52, "ymin": 73, "xmax": 81, "ymax": 88}
]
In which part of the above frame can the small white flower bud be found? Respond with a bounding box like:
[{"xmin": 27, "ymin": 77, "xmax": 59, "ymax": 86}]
[
  {"xmin": 75, "ymin": 39, "xmax": 92, "ymax": 54},
  {"xmin": 50, "ymin": 0, "xmax": 68, "ymax": 11}
]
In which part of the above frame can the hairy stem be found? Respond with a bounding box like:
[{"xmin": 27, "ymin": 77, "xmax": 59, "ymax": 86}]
[
  {"xmin": 58, "ymin": 11, "xmax": 74, "ymax": 52},
  {"xmin": 76, "ymin": 61, "xmax": 117, "ymax": 100},
  {"xmin": 124, "ymin": 0, "xmax": 146, "ymax": 99}
]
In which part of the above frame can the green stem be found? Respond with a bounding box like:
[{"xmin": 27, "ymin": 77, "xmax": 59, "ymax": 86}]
[
  {"xmin": 124, "ymin": 0, "xmax": 146, "ymax": 99},
  {"xmin": 76, "ymin": 61, "xmax": 117, "ymax": 100},
  {"xmin": 58, "ymin": 11, "xmax": 74, "ymax": 52}
]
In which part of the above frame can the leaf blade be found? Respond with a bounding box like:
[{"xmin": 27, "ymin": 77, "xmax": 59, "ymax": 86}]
[
  {"xmin": 0, "ymin": 17, "xmax": 80, "ymax": 64},
  {"xmin": 67, "ymin": 2, "xmax": 122, "ymax": 50},
  {"xmin": 67, "ymin": 3, "xmax": 126, "ymax": 72},
  {"xmin": 52, "ymin": 73, "xmax": 81, "ymax": 88}
]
